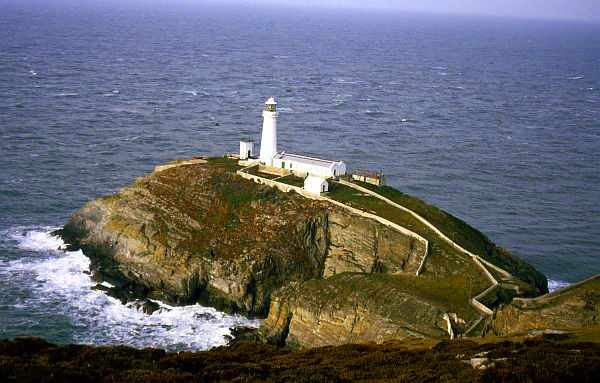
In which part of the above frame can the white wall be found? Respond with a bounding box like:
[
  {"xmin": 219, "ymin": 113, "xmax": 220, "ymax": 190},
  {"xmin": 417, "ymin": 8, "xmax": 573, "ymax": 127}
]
[
  {"xmin": 240, "ymin": 141, "xmax": 254, "ymax": 159},
  {"xmin": 272, "ymin": 158, "xmax": 346, "ymax": 178},
  {"xmin": 304, "ymin": 176, "xmax": 328, "ymax": 195}
]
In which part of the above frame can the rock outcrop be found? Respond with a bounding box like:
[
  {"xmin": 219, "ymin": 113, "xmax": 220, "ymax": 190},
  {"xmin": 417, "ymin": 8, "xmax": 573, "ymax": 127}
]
[
  {"xmin": 58, "ymin": 157, "xmax": 549, "ymax": 348},
  {"xmin": 485, "ymin": 275, "xmax": 600, "ymax": 336},
  {"xmin": 59, "ymin": 158, "xmax": 428, "ymax": 317}
]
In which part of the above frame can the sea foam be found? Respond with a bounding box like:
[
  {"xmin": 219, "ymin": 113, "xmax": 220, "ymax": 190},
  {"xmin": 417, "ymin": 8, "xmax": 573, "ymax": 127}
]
[
  {"xmin": 2, "ymin": 227, "xmax": 260, "ymax": 351},
  {"xmin": 547, "ymin": 279, "xmax": 570, "ymax": 293}
]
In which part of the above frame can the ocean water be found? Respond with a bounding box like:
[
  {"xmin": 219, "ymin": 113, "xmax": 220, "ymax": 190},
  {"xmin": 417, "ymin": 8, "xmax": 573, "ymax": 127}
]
[{"xmin": 1, "ymin": 2, "xmax": 599, "ymax": 349}]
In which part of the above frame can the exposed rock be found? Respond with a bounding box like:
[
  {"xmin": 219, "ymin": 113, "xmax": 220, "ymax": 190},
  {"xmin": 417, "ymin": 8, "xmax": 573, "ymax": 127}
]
[
  {"xmin": 127, "ymin": 299, "xmax": 161, "ymax": 315},
  {"xmin": 261, "ymin": 273, "xmax": 453, "ymax": 348},
  {"xmin": 57, "ymin": 157, "xmax": 549, "ymax": 348},
  {"xmin": 485, "ymin": 275, "xmax": 600, "ymax": 336},
  {"xmin": 58, "ymin": 158, "xmax": 427, "ymax": 319},
  {"xmin": 325, "ymin": 209, "xmax": 425, "ymax": 276}
]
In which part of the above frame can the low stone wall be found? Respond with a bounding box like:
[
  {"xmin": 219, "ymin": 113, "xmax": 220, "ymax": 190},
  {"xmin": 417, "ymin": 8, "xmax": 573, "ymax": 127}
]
[
  {"xmin": 237, "ymin": 171, "xmax": 323, "ymax": 201},
  {"xmin": 154, "ymin": 158, "xmax": 207, "ymax": 173},
  {"xmin": 512, "ymin": 274, "xmax": 599, "ymax": 305}
]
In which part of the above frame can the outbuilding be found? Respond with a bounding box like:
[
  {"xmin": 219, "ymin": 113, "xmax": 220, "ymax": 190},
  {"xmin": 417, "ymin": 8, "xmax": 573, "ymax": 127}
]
[
  {"xmin": 239, "ymin": 140, "xmax": 255, "ymax": 160},
  {"xmin": 273, "ymin": 152, "xmax": 346, "ymax": 178},
  {"xmin": 304, "ymin": 175, "xmax": 329, "ymax": 195}
]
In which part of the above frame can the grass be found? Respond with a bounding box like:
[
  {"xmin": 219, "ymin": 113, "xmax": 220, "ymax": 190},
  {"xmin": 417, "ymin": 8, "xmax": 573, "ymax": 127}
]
[
  {"xmin": 296, "ymin": 272, "xmax": 481, "ymax": 321},
  {"xmin": 205, "ymin": 156, "xmax": 244, "ymax": 172},
  {"xmin": 346, "ymin": 180, "xmax": 490, "ymax": 256},
  {"xmin": 326, "ymin": 181, "xmax": 493, "ymax": 314},
  {"xmin": 276, "ymin": 174, "xmax": 306, "ymax": 187},
  {"xmin": 245, "ymin": 168, "xmax": 281, "ymax": 179},
  {"xmin": 335, "ymin": 180, "xmax": 548, "ymax": 294}
]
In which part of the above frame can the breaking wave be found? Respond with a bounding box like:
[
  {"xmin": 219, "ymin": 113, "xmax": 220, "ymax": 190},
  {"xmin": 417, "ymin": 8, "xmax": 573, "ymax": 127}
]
[
  {"xmin": 0, "ymin": 227, "xmax": 260, "ymax": 351},
  {"xmin": 547, "ymin": 279, "xmax": 570, "ymax": 293}
]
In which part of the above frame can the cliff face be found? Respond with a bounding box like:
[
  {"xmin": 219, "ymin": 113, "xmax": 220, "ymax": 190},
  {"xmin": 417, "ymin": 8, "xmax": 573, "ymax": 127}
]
[
  {"xmin": 59, "ymin": 158, "xmax": 549, "ymax": 348},
  {"xmin": 261, "ymin": 274, "xmax": 456, "ymax": 348},
  {"xmin": 60, "ymin": 159, "xmax": 425, "ymax": 317},
  {"xmin": 485, "ymin": 276, "xmax": 600, "ymax": 336}
]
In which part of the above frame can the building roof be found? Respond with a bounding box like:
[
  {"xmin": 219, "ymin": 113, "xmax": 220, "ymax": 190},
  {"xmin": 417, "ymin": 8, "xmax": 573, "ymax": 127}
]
[{"xmin": 274, "ymin": 152, "xmax": 343, "ymax": 169}]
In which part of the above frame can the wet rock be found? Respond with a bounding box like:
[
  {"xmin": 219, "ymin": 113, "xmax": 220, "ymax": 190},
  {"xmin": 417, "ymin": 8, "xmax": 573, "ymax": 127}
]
[{"xmin": 128, "ymin": 299, "xmax": 161, "ymax": 315}]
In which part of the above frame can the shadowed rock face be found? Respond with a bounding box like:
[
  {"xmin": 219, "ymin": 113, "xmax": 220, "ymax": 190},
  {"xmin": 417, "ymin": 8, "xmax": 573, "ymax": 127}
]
[
  {"xmin": 485, "ymin": 276, "xmax": 600, "ymax": 336},
  {"xmin": 58, "ymin": 158, "xmax": 549, "ymax": 347}
]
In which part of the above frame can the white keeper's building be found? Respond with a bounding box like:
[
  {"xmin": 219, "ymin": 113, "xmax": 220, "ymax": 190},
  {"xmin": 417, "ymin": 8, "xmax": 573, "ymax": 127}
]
[{"xmin": 240, "ymin": 97, "xmax": 347, "ymax": 195}]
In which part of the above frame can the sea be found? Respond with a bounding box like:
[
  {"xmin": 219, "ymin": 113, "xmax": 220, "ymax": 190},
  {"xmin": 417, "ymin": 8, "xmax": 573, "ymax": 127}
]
[{"xmin": 1, "ymin": 1, "xmax": 599, "ymax": 351}]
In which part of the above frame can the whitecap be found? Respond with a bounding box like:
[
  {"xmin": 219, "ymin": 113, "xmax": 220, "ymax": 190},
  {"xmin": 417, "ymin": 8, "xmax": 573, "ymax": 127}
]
[
  {"xmin": 8, "ymin": 226, "xmax": 63, "ymax": 252},
  {"xmin": 568, "ymin": 76, "xmax": 584, "ymax": 80},
  {"xmin": 29, "ymin": 70, "xmax": 37, "ymax": 76},
  {"xmin": 548, "ymin": 279, "xmax": 570, "ymax": 292},
  {"xmin": 183, "ymin": 90, "xmax": 198, "ymax": 96},
  {"xmin": 54, "ymin": 92, "xmax": 79, "ymax": 97},
  {"xmin": 1, "ymin": 227, "xmax": 261, "ymax": 351}
]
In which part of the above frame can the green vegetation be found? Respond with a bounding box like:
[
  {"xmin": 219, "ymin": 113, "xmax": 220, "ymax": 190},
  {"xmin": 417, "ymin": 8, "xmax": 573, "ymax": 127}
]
[
  {"xmin": 242, "ymin": 166, "xmax": 280, "ymax": 179},
  {"xmin": 332, "ymin": 180, "xmax": 548, "ymax": 294},
  {"xmin": 205, "ymin": 156, "xmax": 244, "ymax": 172},
  {"xmin": 2, "ymin": 336, "xmax": 599, "ymax": 382},
  {"xmin": 297, "ymin": 272, "xmax": 481, "ymax": 321},
  {"xmin": 327, "ymin": 182, "xmax": 491, "ymax": 296},
  {"xmin": 349, "ymin": 180, "xmax": 490, "ymax": 256},
  {"xmin": 276, "ymin": 174, "xmax": 306, "ymax": 187}
]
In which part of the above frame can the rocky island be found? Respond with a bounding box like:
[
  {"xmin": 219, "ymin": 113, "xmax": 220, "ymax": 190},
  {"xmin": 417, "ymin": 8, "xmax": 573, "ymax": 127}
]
[
  {"xmin": 3, "ymin": 156, "xmax": 598, "ymax": 382},
  {"xmin": 52, "ymin": 156, "xmax": 599, "ymax": 349}
]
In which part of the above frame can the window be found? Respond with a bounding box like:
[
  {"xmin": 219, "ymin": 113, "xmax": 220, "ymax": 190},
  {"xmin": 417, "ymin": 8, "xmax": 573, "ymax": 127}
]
[{"xmin": 281, "ymin": 162, "xmax": 285, "ymax": 169}]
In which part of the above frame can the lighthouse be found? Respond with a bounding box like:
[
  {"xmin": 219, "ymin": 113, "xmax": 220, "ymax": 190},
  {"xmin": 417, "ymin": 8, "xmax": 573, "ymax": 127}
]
[{"xmin": 259, "ymin": 97, "xmax": 278, "ymax": 166}]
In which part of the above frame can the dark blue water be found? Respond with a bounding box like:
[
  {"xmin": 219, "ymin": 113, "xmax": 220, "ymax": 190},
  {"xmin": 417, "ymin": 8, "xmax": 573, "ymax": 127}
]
[{"xmin": 1, "ymin": 2, "xmax": 599, "ymax": 348}]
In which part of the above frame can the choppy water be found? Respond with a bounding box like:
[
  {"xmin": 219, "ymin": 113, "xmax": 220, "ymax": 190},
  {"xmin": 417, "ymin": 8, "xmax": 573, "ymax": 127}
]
[{"xmin": 1, "ymin": 2, "xmax": 599, "ymax": 349}]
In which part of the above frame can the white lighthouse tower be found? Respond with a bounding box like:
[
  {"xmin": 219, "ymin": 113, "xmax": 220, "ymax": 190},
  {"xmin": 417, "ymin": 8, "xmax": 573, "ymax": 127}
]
[{"xmin": 259, "ymin": 97, "xmax": 278, "ymax": 166}]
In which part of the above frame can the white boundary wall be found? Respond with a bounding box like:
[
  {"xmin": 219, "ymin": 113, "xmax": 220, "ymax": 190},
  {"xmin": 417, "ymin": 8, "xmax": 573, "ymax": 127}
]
[{"xmin": 338, "ymin": 180, "xmax": 509, "ymax": 316}]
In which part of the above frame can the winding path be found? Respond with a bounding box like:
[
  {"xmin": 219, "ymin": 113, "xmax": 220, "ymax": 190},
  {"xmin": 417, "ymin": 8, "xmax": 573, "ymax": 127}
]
[
  {"xmin": 337, "ymin": 180, "xmax": 515, "ymax": 316},
  {"xmin": 238, "ymin": 164, "xmax": 515, "ymax": 318}
]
